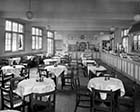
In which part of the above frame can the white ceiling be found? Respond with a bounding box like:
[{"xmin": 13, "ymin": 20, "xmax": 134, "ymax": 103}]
[{"xmin": 0, "ymin": 0, "xmax": 139, "ymax": 31}]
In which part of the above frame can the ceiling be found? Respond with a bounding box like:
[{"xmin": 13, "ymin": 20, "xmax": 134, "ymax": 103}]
[{"xmin": 0, "ymin": 0, "xmax": 140, "ymax": 31}]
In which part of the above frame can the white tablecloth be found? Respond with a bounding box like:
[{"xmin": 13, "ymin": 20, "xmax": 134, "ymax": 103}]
[
  {"xmin": 44, "ymin": 65, "xmax": 67, "ymax": 77},
  {"xmin": 15, "ymin": 78, "xmax": 56, "ymax": 97},
  {"xmin": 43, "ymin": 58, "xmax": 59, "ymax": 65},
  {"xmin": 88, "ymin": 65, "xmax": 107, "ymax": 76},
  {"xmin": 8, "ymin": 57, "xmax": 21, "ymax": 65},
  {"xmin": 1, "ymin": 65, "xmax": 24, "ymax": 77},
  {"xmin": 82, "ymin": 59, "xmax": 96, "ymax": 66},
  {"xmin": 87, "ymin": 77, "xmax": 125, "ymax": 99}
]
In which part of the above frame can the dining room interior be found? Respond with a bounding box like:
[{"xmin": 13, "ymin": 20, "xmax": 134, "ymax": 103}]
[{"xmin": 0, "ymin": 0, "xmax": 140, "ymax": 112}]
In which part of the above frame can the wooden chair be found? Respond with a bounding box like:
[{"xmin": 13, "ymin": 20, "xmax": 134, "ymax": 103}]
[
  {"xmin": 1, "ymin": 86, "xmax": 29, "ymax": 111},
  {"xmin": 10, "ymin": 77, "xmax": 24, "ymax": 92},
  {"xmin": 89, "ymin": 70, "xmax": 97, "ymax": 79},
  {"xmin": 20, "ymin": 67, "xmax": 30, "ymax": 79},
  {"xmin": 118, "ymin": 81, "xmax": 136, "ymax": 112},
  {"xmin": 74, "ymin": 76, "xmax": 91, "ymax": 112},
  {"xmin": 0, "ymin": 69, "xmax": 14, "ymax": 88},
  {"xmin": 77, "ymin": 61, "xmax": 88, "ymax": 77},
  {"xmin": 91, "ymin": 88, "xmax": 120, "ymax": 112},
  {"xmin": 9, "ymin": 77, "xmax": 30, "ymax": 111},
  {"xmin": 31, "ymin": 90, "xmax": 56, "ymax": 112},
  {"xmin": 61, "ymin": 66, "xmax": 75, "ymax": 90},
  {"xmin": 38, "ymin": 67, "xmax": 49, "ymax": 78}
]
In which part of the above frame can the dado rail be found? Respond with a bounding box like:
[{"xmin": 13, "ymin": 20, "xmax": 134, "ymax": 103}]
[{"xmin": 101, "ymin": 52, "xmax": 140, "ymax": 84}]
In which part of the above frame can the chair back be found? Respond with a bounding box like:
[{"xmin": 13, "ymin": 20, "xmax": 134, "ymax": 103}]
[
  {"xmin": 1, "ymin": 86, "xmax": 27, "ymax": 110},
  {"xmin": 38, "ymin": 68, "xmax": 49, "ymax": 78},
  {"xmin": 10, "ymin": 77, "xmax": 24, "ymax": 91},
  {"xmin": 91, "ymin": 88, "xmax": 120, "ymax": 112},
  {"xmin": 32, "ymin": 90, "xmax": 56, "ymax": 112},
  {"xmin": 73, "ymin": 76, "xmax": 80, "ymax": 90},
  {"xmin": 0, "ymin": 69, "xmax": 14, "ymax": 88},
  {"xmin": 20, "ymin": 67, "xmax": 30, "ymax": 79},
  {"xmin": 89, "ymin": 70, "xmax": 97, "ymax": 79},
  {"xmin": 1, "ymin": 87, "xmax": 14, "ymax": 109},
  {"xmin": 48, "ymin": 72, "xmax": 57, "ymax": 86}
]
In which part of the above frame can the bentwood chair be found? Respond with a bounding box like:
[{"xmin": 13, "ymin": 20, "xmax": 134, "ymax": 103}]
[
  {"xmin": 31, "ymin": 90, "xmax": 56, "ymax": 112},
  {"xmin": 74, "ymin": 76, "xmax": 91, "ymax": 112},
  {"xmin": 91, "ymin": 88, "xmax": 120, "ymax": 112}
]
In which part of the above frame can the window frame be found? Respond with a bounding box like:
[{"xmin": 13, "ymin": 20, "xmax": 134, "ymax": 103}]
[
  {"xmin": 121, "ymin": 28, "xmax": 129, "ymax": 53},
  {"xmin": 5, "ymin": 19, "xmax": 24, "ymax": 52},
  {"xmin": 31, "ymin": 26, "xmax": 43, "ymax": 50},
  {"xmin": 47, "ymin": 30, "xmax": 54, "ymax": 55}
]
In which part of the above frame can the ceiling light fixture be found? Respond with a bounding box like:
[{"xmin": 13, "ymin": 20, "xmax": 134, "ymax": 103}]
[
  {"xmin": 110, "ymin": 26, "xmax": 115, "ymax": 32},
  {"xmin": 26, "ymin": 0, "xmax": 33, "ymax": 19}
]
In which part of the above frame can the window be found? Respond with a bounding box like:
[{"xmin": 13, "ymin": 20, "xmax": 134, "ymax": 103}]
[
  {"xmin": 133, "ymin": 34, "xmax": 140, "ymax": 51},
  {"xmin": 5, "ymin": 20, "xmax": 24, "ymax": 52},
  {"xmin": 47, "ymin": 31, "xmax": 54, "ymax": 54},
  {"xmin": 32, "ymin": 27, "xmax": 43, "ymax": 50},
  {"xmin": 121, "ymin": 28, "xmax": 129, "ymax": 53}
]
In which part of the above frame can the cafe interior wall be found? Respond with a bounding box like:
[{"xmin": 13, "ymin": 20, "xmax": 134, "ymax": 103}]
[
  {"xmin": 55, "ymin": 30, "xmax": 111, "ymax": 53},
  {"xmin": 55, "ymin": 31, "xmax": 97, "ymax": 52}
]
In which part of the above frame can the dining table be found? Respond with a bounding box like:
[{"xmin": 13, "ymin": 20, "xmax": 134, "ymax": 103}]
[
  {"xmin": 87, "ymin": 77, "xmax": 125, "ymax": 100},
  {"xmin": 1, "ymin": 65, "xmax": 25, "ymax": 77},
  {"xmin": 43, "ymin": 58, "xmax": 59, "ymax": 65},
  {"xmin": 8, "ymin": 57, "xmax": 21, "ymax": 65},
  {"xmin": 82, "ymin": 59, "xmax": 96, "ymax": 66},
  {"xmin": 44, "ymin": 65, "xmax": 68, "ymax": 77},
  {"xmin": 15, "ymin": 77, "xmax": 56, "ymax": 98},
  {"xmin": 88, "ymin": 65, "xmax": 107, "ymax": 76}
]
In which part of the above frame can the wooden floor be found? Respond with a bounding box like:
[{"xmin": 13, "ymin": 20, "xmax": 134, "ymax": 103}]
[{"xmin": 0, "ymin": 60, "xmax": 140, "ymax": 112}]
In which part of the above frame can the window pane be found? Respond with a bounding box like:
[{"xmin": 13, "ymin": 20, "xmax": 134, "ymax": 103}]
[
  {"xmin": 18, "ymin": 34, "xmax": 23, "ymax": 50},
  {"xmin": 47, "ymin": 31, "xmax": 53, "ymax": 38},
  {"xmin": 32, "ymin": 36, "xmax": 35, "ymax": 49},
  {"xmin": 5, "ymin": 33, "xmax": 11, "ymax": 51},
  {"xmin": 134, "ymin": 35, "xmax": 137, "ymax": 41},
  {"xmin": 13, "ymin": 22, "xmax": 18, "ymax": 32},
  {"xmin": 39, "ymin": 37, "xmax": 42, "ymax": 49},
  {"xmin": 39, "ymin": 29, "xmax": 43, "ymax": 36},
  {"xmin": 12, "ymin": 33, "xmax": 17, "ymax": 51},
  {"xmin": 18, "ymin": 24, "xmax": 23, "ymax": 33},
  {"xmin": 36, "ymin": 36, "xmax": 39, "ymax": 49},
  {"xmin": 36, "ymin": 28, "xmax": 39, "ymax": 35},
  {"xmin": 47, "ymin": 39, "xmax": 53, "ymax": 54},
  {"xmin": 5, "ymin": 20, "xmax": 12, "ymax": 31},
  {"xmin": 32, "ymin": 27, "xmax": 35, "ymax": 35}
]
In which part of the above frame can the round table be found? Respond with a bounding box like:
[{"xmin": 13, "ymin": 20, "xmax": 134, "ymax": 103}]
[
  {"xmin": 15, "ymin": 78, "xmax": 56, "ymax": 98},
  {"xmin": 1, "ymin": 65, "xmax": 24, "ymax": 77},
  {"xmin": 87, "ymin": 77, "xmax": 125, "ymax": 99}
]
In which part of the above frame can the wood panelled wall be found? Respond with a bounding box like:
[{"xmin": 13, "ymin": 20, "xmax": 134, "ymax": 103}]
[{"xmin": 101, "ymin": 52, "xmax": 140, "ymax": 84}]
